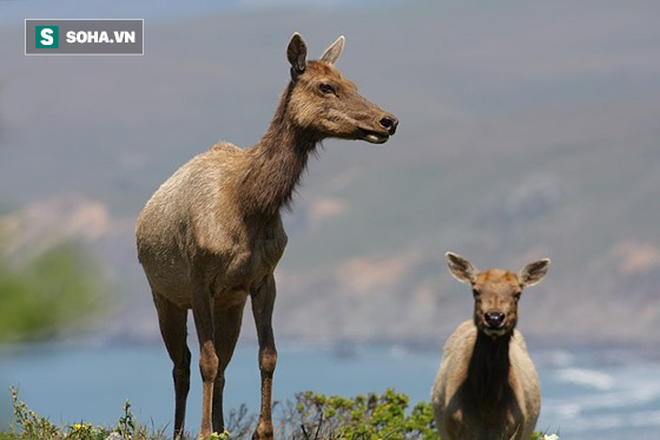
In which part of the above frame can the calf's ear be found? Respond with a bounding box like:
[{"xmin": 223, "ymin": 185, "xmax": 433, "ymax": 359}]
[
  {"xmin": 519, "ymin": 259, "xmax": 551, "ymax": 287},
  {"xmin": 445, "ymin": 252, "xmax": 477, "ymax": 285}
]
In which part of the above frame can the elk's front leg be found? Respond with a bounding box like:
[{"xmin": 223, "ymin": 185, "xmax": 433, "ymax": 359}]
[{"xmin": 250, "ymin": 274, "xmax": 277, "ymax": 440}]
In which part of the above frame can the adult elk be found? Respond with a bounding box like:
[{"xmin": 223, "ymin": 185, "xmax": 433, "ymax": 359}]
[{"xmin": 136, "ymin": 33, "xmax": 398, "ymax": 439}]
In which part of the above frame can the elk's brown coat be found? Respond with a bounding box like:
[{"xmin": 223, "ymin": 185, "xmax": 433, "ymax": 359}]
[{"xmin": 136, "ymin": 33, "xmax": 398, "ymax": 439}]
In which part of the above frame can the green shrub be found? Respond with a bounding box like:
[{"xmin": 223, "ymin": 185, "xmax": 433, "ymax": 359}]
[
  {"xmin": 0, "ymin": 242, "xmax": 103, "ymax": 342},
  {"xmin": 277, "ymin": 389, "xmax": 436, "ymax": 439},
  {"xmin": 6, "ymin": 388, "xmax": 159, "ymax": 440},
  {"xmin": 8, "ymin": 386, "xmax": 61, "ymax": 439}
]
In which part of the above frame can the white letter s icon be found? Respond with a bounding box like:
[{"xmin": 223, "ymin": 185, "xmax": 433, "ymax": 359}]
[{"xmin": 40, "ymin": 28, "xmax": 54, "ymax": 46}]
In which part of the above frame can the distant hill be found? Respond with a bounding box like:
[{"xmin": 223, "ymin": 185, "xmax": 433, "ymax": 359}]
[{"xmin": 1, "ymin": 0, "xmax": 659, "ymax": 347}]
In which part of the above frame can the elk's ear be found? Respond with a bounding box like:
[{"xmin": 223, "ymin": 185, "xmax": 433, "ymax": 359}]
[
  {"xmin": 445, "ymin": 252, "xmax": 477, "ymax": 285},
  {"xmin": 519, "ymin": 259, "xmax": 550, "ymax": 287},
  {"xmin": 320, "ymin": 35, "xmax": 345, "ymax": 64},
  {"xmin": 287, "ymin": 32, "xmax": 307, "ymax": 80}
]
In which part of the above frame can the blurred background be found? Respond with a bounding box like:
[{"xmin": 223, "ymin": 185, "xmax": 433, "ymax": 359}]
[{"xmin": 1, "ymin": 1, "xmax": 659, "ymax": 438}]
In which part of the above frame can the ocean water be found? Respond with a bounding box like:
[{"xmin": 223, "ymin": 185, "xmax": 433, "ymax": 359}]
[{"xmin": 1, "ymin": 341, "xmax": 659, "ymax": 439}]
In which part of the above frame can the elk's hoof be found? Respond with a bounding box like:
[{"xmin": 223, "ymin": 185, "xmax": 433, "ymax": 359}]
[{"xmin": 252, "ymin": 420, "xmax": 274, "ymax": 440}]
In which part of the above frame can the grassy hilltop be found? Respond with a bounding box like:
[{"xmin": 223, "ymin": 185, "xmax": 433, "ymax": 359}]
[{"xmin": 3, "ymin": 387, "xmax": 556, "ymax": 439}]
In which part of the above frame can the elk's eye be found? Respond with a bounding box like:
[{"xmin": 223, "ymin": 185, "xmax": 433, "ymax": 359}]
[
  {"xmin": 514, "ymin": 292, "xmax": 522, "ymax": 300},
  {"xmin": 472, "ymin": 289, "xmax": 479, "ymax": 297},
  {"xmin": 320, "ymin": 83, "xmax": 334, "ymax": 94}
]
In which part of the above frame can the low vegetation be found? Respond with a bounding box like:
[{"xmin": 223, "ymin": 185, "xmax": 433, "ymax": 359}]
[
  {"xmin": 278, "ymin": 389, "xmax": 435, "ymax": 439},
  {"xmin": 2, "ymin": 387, "xmax": 552, "ymax": 439}
]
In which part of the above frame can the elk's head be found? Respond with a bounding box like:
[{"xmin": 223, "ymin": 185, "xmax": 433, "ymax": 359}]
[
  {"xmin": 285, "ymin": 33, "xmax": 398, "ymax": 144},
  {"xmin": 445, "ymin": 252, "xmax": 550, "ymax": 338}
]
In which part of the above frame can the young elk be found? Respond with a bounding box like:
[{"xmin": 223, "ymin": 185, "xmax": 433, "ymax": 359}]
[
  {"xmin": 135, "ymin": 33, "xmax": 397, "ymax": 440},
  {"xmin": 432, "ymin": 252, "xmax": 550, "ymax": 440}
]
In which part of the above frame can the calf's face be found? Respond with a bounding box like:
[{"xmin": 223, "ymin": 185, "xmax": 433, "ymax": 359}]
[{"xmin": 445, "ymin": 252, "xmax": 550, "ymax": 338}]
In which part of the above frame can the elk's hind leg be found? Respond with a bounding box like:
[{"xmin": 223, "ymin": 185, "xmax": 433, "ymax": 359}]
[
  {"xmin": 212, "ymin": 299, "xmax": 247, "ymax": 434},
  {"xmin": 153, "ymin": 292, "xmax": 191, "ymax": 440}
]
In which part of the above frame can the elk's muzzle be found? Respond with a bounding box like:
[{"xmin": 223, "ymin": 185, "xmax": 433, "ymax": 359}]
[{"xmin": 380, "ymin": 115, "xmax": 398, "ymax": 135}]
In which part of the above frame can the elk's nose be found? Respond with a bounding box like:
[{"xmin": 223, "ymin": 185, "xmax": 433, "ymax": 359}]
[
  {"xmin": 379, "ymin": 115, "xmax": 398, "ymax": 135},
  {"xmin": 485, "ymin": 311, "xmax": 505, "ymax": 328}
]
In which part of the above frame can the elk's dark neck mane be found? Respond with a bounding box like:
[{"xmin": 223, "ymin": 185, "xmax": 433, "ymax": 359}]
[
  {"xmin": 238, "ymin": 81, "xmax": 319, "ymax": 217},
  {"xmin": 465, "ymin": 330, "xmax": 513, "ymax": 404}
]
